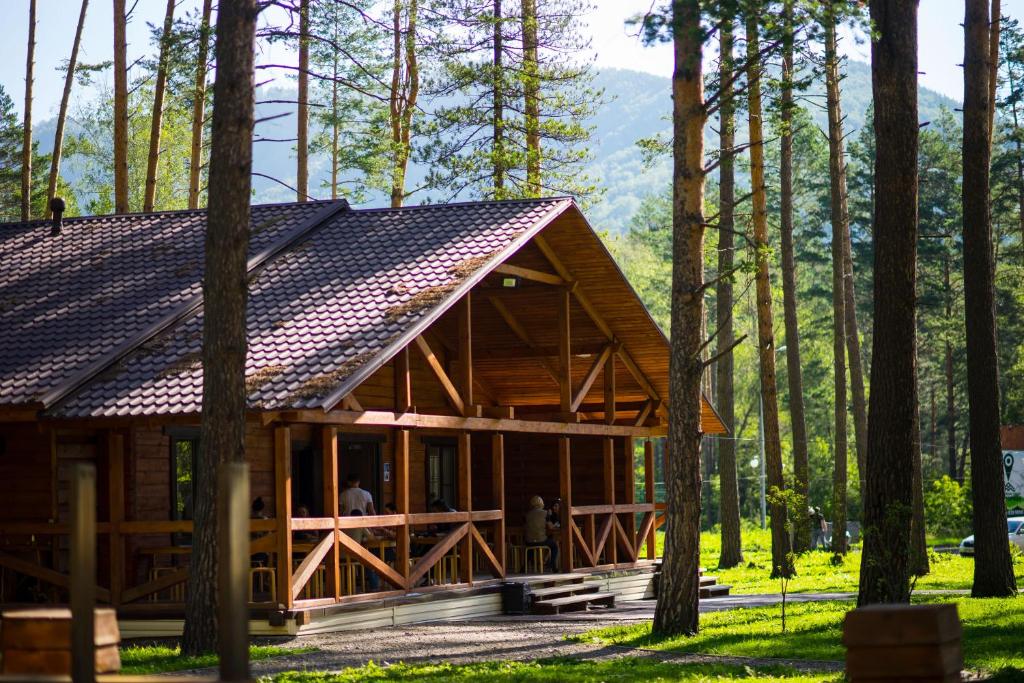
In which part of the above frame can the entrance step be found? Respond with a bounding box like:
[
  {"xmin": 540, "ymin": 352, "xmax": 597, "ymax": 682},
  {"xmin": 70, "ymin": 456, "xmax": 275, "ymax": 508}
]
[
  {"xmin": 700, "ymin": 583, "xmax": 732, "ymax": 599},
  {"xmin": 528, "ymin": 583, "xmax": 600, "ymax": 601},
  {"xmin": 532, "ymin": 591, "xmax": 616, "ymax": 615}
]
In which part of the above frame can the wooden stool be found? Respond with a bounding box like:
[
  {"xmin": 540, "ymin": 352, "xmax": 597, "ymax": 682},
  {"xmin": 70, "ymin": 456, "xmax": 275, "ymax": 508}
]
[
  {"xmin": 342, "ymin": 559, "xmax": 365, "ymax": 594},
  {"xmin": 844, "ymin": 603, "xmax": 963, "ymax": 682},
  {"xmin": 431, "ymin": 550, "xmax": 459, "ymax": 584},
  {"xmin": 249, "ymin": 566, "xmax": 276, "ymax": 602},
  {"xmin": 523, "ymin": 545, "xmax": 550, "ymax": 573},
  {"xmin": 1, "ymin": 607, "xmax": 120, "ymax": 675},
  {"xmin": 148, "ymin": 566, "xmax": 184, "ymax": 602}
]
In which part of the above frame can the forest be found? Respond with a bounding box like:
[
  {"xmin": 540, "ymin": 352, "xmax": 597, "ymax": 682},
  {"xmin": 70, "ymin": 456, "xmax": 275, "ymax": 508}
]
[{"xmin": 4, "ymin": 0, "xmax": 1024, "ymax": 637}]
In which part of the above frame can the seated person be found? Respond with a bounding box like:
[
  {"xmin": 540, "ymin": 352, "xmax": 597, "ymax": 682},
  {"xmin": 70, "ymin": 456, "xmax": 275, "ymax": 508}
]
[
  {"xmin": 427, "ymin": 498, "xmax": 457, "ymax": 535},
  {"xmin": 345, "ymin": 509, "xmax": 380, "ymax": 590},
  {"xmin": 293, "ymin": 503, "xmax": 319, "ymax": 543},
  {"xmin": 250, "ymin": 497, "xmax": 270, "ymax": 566},
  {"xmin": 546, "ymin": 498, "xmax": 562, "ymax": 533},
  {"xmin": 525, "ymin": 495, "xmax": 558, "ymax": 572},
  {"xmin": 374, "ymin": 502, "xmax": 399, "ymax": 539}
]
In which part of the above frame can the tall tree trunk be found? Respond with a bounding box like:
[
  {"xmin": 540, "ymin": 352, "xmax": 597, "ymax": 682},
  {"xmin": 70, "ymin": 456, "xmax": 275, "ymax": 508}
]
[
  {"xmin": 858, "ymin": 0, "xmax": 918, "ymax": 607},
  {"xmin": 1011, "ymin": 74, "xmax": 1024, "ymax": 268},
  {"xmin": 963, "ymin": 0, "xmax": 1017, "ymax": 598},
  {"xmin": 143, "ymin": 0, "xmax": 176, "ymax": 213},
  {"xmin": 522, "ymin": 0, "xmax": 540, "ymax": 197},
  {"xmin": 779, "ymin": 0, "xmax": 810, "ymax": 554},
  {"xmin": 716, "ymin": 18, "xmax": 742, "ymax": 569},
  {"xmin": 47, "ymin": 0, "xmax": 88, "ymax": 218},
  {"xmin": 113, "ymin": 0, "xmax": 129, "ymax": 214},
  {"xmin": 843, "ymin": 238, "xmax": 868, "ymax": 489},
  {"xmin": 330, "ymin": 71, "xmax": 339, "ymax": 200},
  {"xmin": 910, "ymin": 376, "xmax": 930, "ymax": 576},
  {"xmin": 388, "ymin": 0, "xmax": 419, "ymax": 207},
  {"xmin": 181, "ymin": 0, "xmax": 258, "ymax": 657},
  {"xmin": 296, "ymin": 0, "xmax": 309, "ymax": 201},
  {"xmin": 652, "ymin": 0, "xmax": 705, "ymax": 637},
  {"xmin": 21, "ymin": 0, "xmax": 36, "ymax": 222},
  {"xmin": 825, "ymin": 13, "xmax": 849, "ymax": 555},
  {"xmin": 747, "ymin": 12, "xmax": 793, "ymax": 578},
  {"xmin": 989, "ymin": 0, "xmax": 1001, "ymax": 148},
  {"xmin": 188, "ymin": 0, "xmax": 213, "ymax": 209},
  {"xmin": 944, "ymin": 253, "xmax": 957, "ymax": 480},
  {"xmin": 492, "ymin": 0, "xmax": 505, "ymax": 196}
]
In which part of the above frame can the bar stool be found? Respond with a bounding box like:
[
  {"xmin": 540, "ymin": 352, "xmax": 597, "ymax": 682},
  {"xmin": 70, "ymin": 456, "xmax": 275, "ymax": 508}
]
[
  {"xmin": 506, "ymin": 529, "xmax": 525, "ymax": 573},
  {"xmin": 341, "ymin": 558, "xmax": 365, "ymax": 594},
  {"xmin": 249, "ymin": 566, "xmax": 276, "ymax": 602},
  {"xmin": 523, "ymin": 545, "xmax": 550, "ymax": 574},
  {"xmin": 431, "ymin": 548, "xmax": 459, "ymax": 584}
]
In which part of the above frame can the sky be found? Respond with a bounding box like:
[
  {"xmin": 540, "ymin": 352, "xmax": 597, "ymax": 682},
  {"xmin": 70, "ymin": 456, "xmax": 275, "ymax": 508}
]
[{"xmin": 0, "ymin": 1, "xmax": 1019, "ymax": 121}]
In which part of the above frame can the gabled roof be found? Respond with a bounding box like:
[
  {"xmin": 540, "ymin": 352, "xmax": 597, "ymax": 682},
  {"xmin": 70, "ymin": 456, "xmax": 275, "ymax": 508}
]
[{"xmin": 0, "ymin": 197, "xmax": 725, "ymax": 433}]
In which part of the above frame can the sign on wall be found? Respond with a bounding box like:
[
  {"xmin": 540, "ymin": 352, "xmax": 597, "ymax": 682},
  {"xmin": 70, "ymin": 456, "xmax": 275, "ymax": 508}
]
[{"xmin": 1005, "ymin": 451, "xmax": 1024, "ymax": 516}]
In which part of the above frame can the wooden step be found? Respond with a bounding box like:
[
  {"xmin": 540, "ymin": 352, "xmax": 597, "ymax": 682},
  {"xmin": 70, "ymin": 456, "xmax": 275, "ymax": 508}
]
[
  {"xmin": 699, "ymin": 575, "xmax": 719, "ymax": 587},
  {"xmin": 700, "ymin": 583, "xmax": 731, "ymax": 599},
  {"xmin": 530, "ymin": 583, "xmax": 600, "ymax": 601},
  {"xmin": 532, "ymin": 591, "xmax": 616, "ymax": 615}
]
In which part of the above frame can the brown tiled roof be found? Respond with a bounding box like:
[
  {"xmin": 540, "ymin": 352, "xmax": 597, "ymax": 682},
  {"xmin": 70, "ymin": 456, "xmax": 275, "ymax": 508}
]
[{"xmin": 37, "ymin": 198, "xmax": 570, "ymax": 417}]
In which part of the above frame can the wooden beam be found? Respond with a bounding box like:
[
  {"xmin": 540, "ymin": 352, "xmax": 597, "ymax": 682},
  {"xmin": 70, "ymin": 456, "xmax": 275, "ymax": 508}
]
[
  {"xmin": 291, "ymin": 532, "xmax": 334, "ymax": 601},
  {"xmin": 395, "ymin": 428, "xmax": 410, "ymax": 585},
  {"xmin": 458, "ymin": 432, "xmax": 473, "ymax": 584},
  {"xmin": 408, "ymin": 523, "xmax": 469, "ymax": 584},
  {"xmin": 470, "ymin": 524, "xmax": 503, "ymax": 578},
  {"xmin": 494, "ymin": 263, "xmax": 565, "ymax": 285},
  {"xmin": 634, "ymin": 399, "xmax": 656, "ymax": 427},
  {"xmin": 623, "ymin": 437, "xmax": 636, "ymax": 561},
  {"xmin": 604, "ymin": 352, "xmax": 616, "ymax": 425},
  {"xmin": 644, "ymin": 440, "xmax": 656, "ymax": 560},
  {"xmin": 322, "ymin": 426, "xmax": 340, "ymax": 600},
  {"xmin": 571, "ymin": 344, "xmax": 614, "ymax": 412},
  {"xmin": 602, "ymin": 438, "xmax": 616, "ymax": 564},
  {"xmin": 275, "ymin": 426, "xmax": 294, "ymax": 609},
  {"xmin": 279, "ymin": 409, "xmax": 665, "ymax": 437},
  {"xmin": 570, "ymin": 521, "xmax": 596, "ymax": 566},
  {"xmin": 557, "ymin": 287, "xmax": 572, "ymax": 413},
  {"xmin": 558, "ymin": 437, "xmax": 573, "ymax": 572},
  {"xmin": 394, "ymin": 347, "xmax": 411, "ymax": 412},
  {"xmin": 491, "ymin": 433, "xmax": 505, "ymax": 577},
  {"xmin": 107, "ymin": 431, "xmax": 125, "ymax": 606},
  {"xmin": 487, "ymin": 296, "xmax": 563, "ymax": 386},
  {"xmin": 457, "ymin": 293, "xmax": 474, "ymax": 415},
  {"xmin": 413, "ymin": 335, "xmax": 465, "ymax": 415},
  {"xmin": 474, "ymin": 342, "xmax": 608, "ymax": 361},
  {"xmin": 341, "ymin": 393, "xmax": 363, "ymax": 411},
  {"xmin": 335, "ymin": 530, "xmax": 406, "ymax": 589}
]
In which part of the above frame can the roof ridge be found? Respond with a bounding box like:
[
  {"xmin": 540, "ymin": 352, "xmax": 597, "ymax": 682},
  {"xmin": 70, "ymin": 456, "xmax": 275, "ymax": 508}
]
[
  {"xmin": 40, "ymin": 200, "xmax": 350, "ymax": 411},
  {"xmin": 348, "ymin": 196, "xmax": 574, "ymax": 214}
]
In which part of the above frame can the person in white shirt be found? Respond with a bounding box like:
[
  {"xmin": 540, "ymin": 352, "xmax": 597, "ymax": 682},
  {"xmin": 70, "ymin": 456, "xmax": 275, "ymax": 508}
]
[{"xmin": 340, "ymin": 473, "xmax": 376, "ymax": 516}]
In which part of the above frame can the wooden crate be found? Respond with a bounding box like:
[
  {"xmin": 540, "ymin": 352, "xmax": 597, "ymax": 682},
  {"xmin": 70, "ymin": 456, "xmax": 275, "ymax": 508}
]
[
  {"xmin": 843, "ymin": 603, "xmax": 963, "ymax": 682},
  {"xmin": 1, "ymin": 607, "xmax": 121, "ymax": 676}
]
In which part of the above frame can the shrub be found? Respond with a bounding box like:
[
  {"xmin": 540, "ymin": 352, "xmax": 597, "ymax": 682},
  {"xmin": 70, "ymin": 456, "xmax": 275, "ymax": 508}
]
[{"xmin": 924, "ymin": 476, "xmax": 972, "ymax": 538}]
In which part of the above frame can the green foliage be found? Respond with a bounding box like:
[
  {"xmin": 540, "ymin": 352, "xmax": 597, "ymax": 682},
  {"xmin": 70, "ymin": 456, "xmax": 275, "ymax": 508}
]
[
  {"xmin": 120, "ymin": 644, "xmax": 310, "ymax": 675},
  {"xmin": 923, "ymin": 476, "xmax": 973, "ymax": 538},
  {"xmin": 272, "ymin": 658, "xmax": 834, "ymax": 682},
  {"xmin": 0, "ymin": 84, "xmax": 55, "ymax": 221}
]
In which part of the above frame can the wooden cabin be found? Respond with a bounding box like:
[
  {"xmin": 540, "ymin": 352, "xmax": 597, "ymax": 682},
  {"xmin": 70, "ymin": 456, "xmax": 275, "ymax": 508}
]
[{"xmin": 0, "ymin": 197, "xmax": 725, "ymax": 630}]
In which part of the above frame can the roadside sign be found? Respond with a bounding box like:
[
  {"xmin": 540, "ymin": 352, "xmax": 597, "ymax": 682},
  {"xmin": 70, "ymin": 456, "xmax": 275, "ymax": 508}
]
[{"xmin": 1005, "ymin": 450, "xmax": 1024, "ymax": 516}]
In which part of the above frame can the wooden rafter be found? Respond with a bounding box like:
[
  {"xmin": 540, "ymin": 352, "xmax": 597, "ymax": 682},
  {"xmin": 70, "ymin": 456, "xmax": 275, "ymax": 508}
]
[
  {"xmin": 494, "ymin": 263, "xmax": 565, "ymax": 286},
  {"xmin": 487, "ymin": 296, "xmax": 563, "ymax": 386},
  {"xmin": 571, "ymin": 344, "xmax": 614, "ymax": 412},
  {"xmin": 341, "ymin": 393, "xmax": 363, "ymax": 411},
  {"xmin": 634, "ymin": 399, "xmax": 657, "ymax": 427},
  {"xmin": 413, "ymin": 334, "xmax": 465, "ymax": 415}
]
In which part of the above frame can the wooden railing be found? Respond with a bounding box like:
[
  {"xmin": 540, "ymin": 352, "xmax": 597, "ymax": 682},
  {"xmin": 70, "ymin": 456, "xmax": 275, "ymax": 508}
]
[{"xmin": 568, "ymin": 503, "xmax": 658, "ymax": 569}]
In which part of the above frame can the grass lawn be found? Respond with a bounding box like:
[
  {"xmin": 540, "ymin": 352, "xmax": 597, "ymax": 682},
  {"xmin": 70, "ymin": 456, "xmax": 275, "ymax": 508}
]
[
  {"xmin": 270, "ymin": 659, "xmax": 838, "ymax": 682},
  {"xmin": 576, "ymin": 595, "xmax": 1024, "ymax": 678},
  {"xmin": 120, "ymin": 643, "xmax": 312, "ymax": 675}
]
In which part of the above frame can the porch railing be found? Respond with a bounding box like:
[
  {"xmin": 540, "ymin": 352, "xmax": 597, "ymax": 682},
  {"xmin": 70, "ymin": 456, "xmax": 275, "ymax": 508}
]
[{"xmin": 568, "ymin": 503, "xmax": 659, "ymax": 569}]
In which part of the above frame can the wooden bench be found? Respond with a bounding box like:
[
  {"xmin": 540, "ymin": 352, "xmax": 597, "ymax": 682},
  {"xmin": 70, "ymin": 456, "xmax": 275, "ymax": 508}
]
[{"xmin": 1, "ymin": 607, "xmax": 121, "ymax": 676}]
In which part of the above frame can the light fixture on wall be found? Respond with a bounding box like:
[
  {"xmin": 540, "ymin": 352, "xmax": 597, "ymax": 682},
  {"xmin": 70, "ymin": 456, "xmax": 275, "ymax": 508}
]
[{"xmin": 501, "ymin": 276, "xmax": 521, "ymax": 288}]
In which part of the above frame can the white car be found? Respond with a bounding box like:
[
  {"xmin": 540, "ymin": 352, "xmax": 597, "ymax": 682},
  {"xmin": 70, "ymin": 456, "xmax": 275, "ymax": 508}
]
[{"xmin": 959, "ymin": 516, "xmax": 1024, "ymax": 556}]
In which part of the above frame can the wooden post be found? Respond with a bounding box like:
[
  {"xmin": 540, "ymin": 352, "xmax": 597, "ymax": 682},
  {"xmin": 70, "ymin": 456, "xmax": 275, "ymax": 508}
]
[
  {"xmin": 604, "ymin": 352, "xmax": 616, "ymax": 425},
  {"xmin": 558, "ymin": 437, "xmax": 573, "ymax": 572},
  {"xmin": 645, "ymin": 439, "xmax": 656, "ymax": 560},
  {"xmin": 492, "ymin": 433, "xmax": 505, "ymax": 576},
  {"xmin": 395, "ymin": 428, "xmax": 410, "ymax": 586},
  {"xmin": 107, "ymin": 432, "xmax": 124, "ymax": 606},
  {"xmin": 458, "ymin": 293, "xmax": 474, "ymax": 415},
  {"xmin": 558, "ymin": 287, "xmax": 572, "ymax": 413},
  {"xmin": 274, "ymin": 426, "xmax": 293, "ymax": 609},
  {"xmin": 217, "ymin": 462, "xmax": 249, "ymax": 683},
  {"xmin": 623, "ymin": 437, "xmax": 636, "ymax": 560},
  {"xmin": 603, "ymin": 438, "xmax": 616, "ymax": 564},
  {"xmin": 458, "ymin": 432, "xmax": 473, "ymax": 583},
  {"xmin": 322, "ymin": 426, "xmax": 340, "ymax": 601},
  {"xmin": 70, "ymin": 463, "xmax": 96, "ymax": 683},
  {"xmin": 395, "ymin": 347, "xmax": 412, "ymax": 412}
]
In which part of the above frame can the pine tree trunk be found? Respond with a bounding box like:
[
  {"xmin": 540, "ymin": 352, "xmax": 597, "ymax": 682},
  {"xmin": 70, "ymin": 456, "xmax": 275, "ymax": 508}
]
[
  {"xmin": 825, "ymin": 14, "xmax": 849, "ymax": 556},
  {"xmin": 746, "ymin": 12, "xmax": 793, "ymax": 579},
  {"xmin": 296, "ymin": 0, "xmax": 309, "ymax": 202},
  {"xmin": 21, "ymin": 0, "xmax": 36, "ymax": 222},
  {"xmin": 143, "ymin": 0, "xmax": 176, "ymax": 213},
  {"xmin": 963, "ymin": 0, "xmax": 1017, "ymax": 598},
  {"xmin": 47, "ymin": 0, "xmax": 88, "ymax": 218},
  {"xmin": 188, "ymin": 0, "xmax": 213, "ymax": 209},
  {"xmin": 910, "ymin": 388, "xmax": 930, "ymax": 576},
  {"xmin": 522, "ymin": 0, "xmax": 540, "ymax": 197},
  {"xmin": 989, "ymin": 0, "xmax": 1001, "ymax": 148},
  {"xmin": 181, "ymin": 0, "xmax": 258, "ymax": 657},
  {"xmin": 492, "ymin": 0, "xmax": 505, "ymax": 196},
  {"xmin": 944, "ymin": 254, "xmax": 957, "ymax": 480},
  {"xmin": 778, "ymin": 0, "xmax": 810, "ymax": 554},
  {"xmin": 858, "ymin": 0, "xmax": 918, "ymax": 607},
  {"xmin": 652, "ymin": 0, "xmax": 705, "ymax": 637},
  {"xmin": 113, "ymin": 0, "xmax": 129, "ymax": 214},
  {"xmin": 388, "ymin": 0, "xmax": 418, "ymax": 207},
  {"xmin": 716, "ymin": 18, "xmax": 742, "ymax": 569},
  {"xmin": 843, "ymin": 238, "xmax": 868, "ymax": 490}
]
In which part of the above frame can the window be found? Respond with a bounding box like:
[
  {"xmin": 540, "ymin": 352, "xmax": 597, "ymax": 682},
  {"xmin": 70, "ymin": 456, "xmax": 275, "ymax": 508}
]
[
  {"xmin": 170, "ymin": 434, "xmax": 198, "ymax": 522},
  {"xmin": 426, "ymin": 441, "xmax": 457, "ymax": 507}
]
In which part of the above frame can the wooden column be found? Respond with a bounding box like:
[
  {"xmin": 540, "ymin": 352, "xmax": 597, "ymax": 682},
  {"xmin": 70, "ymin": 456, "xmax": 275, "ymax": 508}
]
[
  {"xmin": 395, "ymin": 428, "xmax": 410, "ymax": 586},
  {"xmin": 623, "ymin": 437, "xmax": 636, "ymax": 561},
  {"xmin": 604, "ymin": 352, "xmax": 616, "ymax": 424},
  {"xmin": 644, "ymin": 439, "xmax": 656, "ymax": 560},
  {"xmin": 492, "ymin": 433, "xmax": 506, "ymax": 576},
  {"xmin": 458, "ymin": 293, "xmax": 474, "ymax": 415},
  {"xmin": 603, "ymin": 438, "xmax": 616, "ymax": 565},
  {"xmin": 558, "ymin": 287, "xmax": 572, "ymax": 413},
  {"xmin": 395, "ymin": 347, "xmax": 412, "ymax": 412},
  {"xmin": 458, "ymin": 432, "xmax": 473, "ymax": 583},
  {"xmin": 321, "ymin": 426, "xmax": 340, "ymax": 600},
  {"xmin": 558, "ymin": 436, "xmax": 573, "ymax": 572},
  {"xmin": 274, "ymin": 426, "xmax": 293, "ymax": 608},
  {"xmin": 107, "ymin": 431, "xmax": 125, "ymax": 605}
]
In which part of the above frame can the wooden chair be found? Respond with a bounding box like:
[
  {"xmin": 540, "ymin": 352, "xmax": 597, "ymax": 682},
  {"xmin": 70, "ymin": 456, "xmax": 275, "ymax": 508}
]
[
  {"xmin": 430, "ymin": 548, "xmax": 459, "ymax": 585},
  {"xmin": 248, "ymin": 566, "xmax": 276, "ymax": 602},
  {"xmin": 524, "ymin": 545, "xmax": 550, "ymax": 574},
  {"xmin": 341, "ymin": 558, "xmax": 365, "ymax": 595}
]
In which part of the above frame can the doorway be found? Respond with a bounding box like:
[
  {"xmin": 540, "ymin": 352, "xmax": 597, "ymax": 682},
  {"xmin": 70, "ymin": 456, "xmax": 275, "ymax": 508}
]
[{"xmin": 338, "ymin": 437, "xmax": 383, "ymax": 511}]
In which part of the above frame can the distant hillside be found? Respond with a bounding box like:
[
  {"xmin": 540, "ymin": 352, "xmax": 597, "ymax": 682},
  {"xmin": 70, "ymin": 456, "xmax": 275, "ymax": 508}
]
[{"xmin": 34, "ymin": 62, "xmax": 959, "ymax": 230}]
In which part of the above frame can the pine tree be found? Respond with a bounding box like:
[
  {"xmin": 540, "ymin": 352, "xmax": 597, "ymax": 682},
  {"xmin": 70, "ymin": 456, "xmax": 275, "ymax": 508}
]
[
  {"xmin": 143, "ymin": 0, "xmax": 177, "ymax": 212},
  {"xmin": 21, "ymin": 0, "xmax": 36, "ymax": 221},
  {"xmin": 113, "ymin": 0, "xmax": 129, "ymax": 213},
  {"xmin": 47, "ymin": 0, "xmax": 89, "ymax": 218}
]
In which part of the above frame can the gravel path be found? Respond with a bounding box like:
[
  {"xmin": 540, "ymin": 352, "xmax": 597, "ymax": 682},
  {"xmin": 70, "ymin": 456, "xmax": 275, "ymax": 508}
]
[{"xmin": 241, "ymin": 596, "xmax": 848, "ymax": 678}]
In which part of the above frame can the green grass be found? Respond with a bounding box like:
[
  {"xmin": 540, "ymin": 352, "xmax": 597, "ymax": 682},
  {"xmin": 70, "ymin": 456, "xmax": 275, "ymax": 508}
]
[
  {"xmin": 576, "ymin": 596, "xmax": 1024, "ymax": 678},
  {"xmin": 270, "ymin": 659, "xmax": 838, "ymax": 682},
  {"xmin": 119, "ymin": 644, "xmax": 312, "ymax": 675}
]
